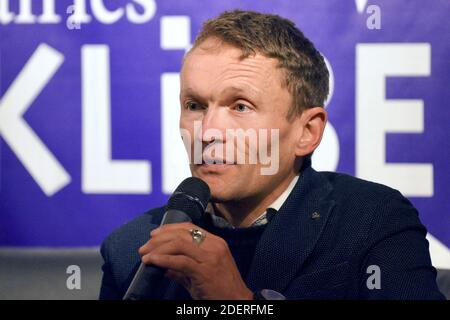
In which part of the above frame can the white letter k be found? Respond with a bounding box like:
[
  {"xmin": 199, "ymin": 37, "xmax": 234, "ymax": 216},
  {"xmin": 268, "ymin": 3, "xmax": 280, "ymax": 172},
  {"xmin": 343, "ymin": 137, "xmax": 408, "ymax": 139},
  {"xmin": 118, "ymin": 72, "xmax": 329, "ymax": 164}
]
[{"xmin": 0, "ymin": 43, "xmax": 71, "ymax": 196}]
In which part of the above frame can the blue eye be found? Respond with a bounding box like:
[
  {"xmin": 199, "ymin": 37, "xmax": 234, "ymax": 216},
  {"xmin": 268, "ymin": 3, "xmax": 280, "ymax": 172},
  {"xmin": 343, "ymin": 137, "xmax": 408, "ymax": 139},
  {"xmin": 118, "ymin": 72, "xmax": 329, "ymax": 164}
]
[{"xmin": 235, "ymin": 104, "xmax": 250, "ymax": 112}]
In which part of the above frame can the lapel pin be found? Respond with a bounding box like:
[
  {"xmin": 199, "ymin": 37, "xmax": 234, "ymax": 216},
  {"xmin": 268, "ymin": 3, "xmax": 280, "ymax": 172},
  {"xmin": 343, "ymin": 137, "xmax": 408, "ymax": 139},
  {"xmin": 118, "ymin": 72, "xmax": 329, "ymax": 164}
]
[{"xmin": 311, "ymin": 212, "xmax": 321, "ymax": 220}]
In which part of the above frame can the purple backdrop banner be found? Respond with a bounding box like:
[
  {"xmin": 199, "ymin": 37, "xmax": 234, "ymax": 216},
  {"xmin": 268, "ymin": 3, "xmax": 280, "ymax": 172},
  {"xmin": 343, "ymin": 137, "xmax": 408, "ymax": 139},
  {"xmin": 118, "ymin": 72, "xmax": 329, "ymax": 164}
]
[{"xmin": 0, "ymin": 0, "xmax": 449, "ymax": 263}]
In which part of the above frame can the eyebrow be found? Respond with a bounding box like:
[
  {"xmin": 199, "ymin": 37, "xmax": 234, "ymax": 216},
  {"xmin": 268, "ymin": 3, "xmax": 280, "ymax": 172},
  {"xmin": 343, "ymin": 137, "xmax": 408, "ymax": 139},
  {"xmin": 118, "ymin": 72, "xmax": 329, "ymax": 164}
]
[
  {"xmin": 181, "ymin": 85, "xmax": 260, "ymax": 102},
  {"xmin": 180, "ymin": 88, "xmax": 202, "ymax": 100},
  {"xmin": 180, "ymin": 88, "xmax": 201, "ymax": 103}
]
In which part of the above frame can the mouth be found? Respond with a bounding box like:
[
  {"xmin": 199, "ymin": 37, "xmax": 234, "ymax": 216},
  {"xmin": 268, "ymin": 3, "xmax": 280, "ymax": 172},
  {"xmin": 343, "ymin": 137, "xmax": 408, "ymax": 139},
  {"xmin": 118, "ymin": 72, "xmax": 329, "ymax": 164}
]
[
  {"xmin": 196, "ymin": 158, "xmax": 236, "ymax": 172},
  {"xmin": 201, "ymin": 157, "xmax": 235, "ymax": 165}
]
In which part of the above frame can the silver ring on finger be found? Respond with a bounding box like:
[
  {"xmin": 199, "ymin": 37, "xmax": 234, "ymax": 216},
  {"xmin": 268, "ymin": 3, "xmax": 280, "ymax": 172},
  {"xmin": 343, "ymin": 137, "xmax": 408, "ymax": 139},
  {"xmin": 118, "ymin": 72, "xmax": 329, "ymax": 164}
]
[{"xmin": 189, "ymin": 229, "xmax": 206, "ymax": 245}]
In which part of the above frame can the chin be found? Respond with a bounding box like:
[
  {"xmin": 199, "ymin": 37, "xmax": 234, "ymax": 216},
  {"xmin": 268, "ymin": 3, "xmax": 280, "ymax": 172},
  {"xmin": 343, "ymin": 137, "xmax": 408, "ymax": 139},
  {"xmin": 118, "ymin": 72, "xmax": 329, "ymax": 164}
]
[
  {"xmin": 209, "ymin": 190, "xmax": 242, "ymax": 203},
  {"xmin": 191, "ymin": 173, "xmax": 232, "ymax": 201},
  {"xmin": 199, "ymin": 176, "xmax": 228, "ymax": 196}
]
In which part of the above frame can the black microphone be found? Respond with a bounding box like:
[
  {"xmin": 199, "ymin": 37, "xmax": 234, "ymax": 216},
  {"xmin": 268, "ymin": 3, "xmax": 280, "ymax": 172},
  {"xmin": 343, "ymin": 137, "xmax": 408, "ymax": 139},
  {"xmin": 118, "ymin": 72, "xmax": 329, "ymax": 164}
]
[{"xmin": 123, "ymin": 177, "xmax": 211, "ymax": 300}]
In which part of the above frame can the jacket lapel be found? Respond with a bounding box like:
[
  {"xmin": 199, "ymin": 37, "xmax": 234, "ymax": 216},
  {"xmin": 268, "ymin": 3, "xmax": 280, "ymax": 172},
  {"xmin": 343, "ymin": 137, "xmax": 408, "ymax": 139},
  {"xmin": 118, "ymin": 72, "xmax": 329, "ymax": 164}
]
[{"xmin": 245, "ymin": 165, "xmax": 335, "ymax": 293}]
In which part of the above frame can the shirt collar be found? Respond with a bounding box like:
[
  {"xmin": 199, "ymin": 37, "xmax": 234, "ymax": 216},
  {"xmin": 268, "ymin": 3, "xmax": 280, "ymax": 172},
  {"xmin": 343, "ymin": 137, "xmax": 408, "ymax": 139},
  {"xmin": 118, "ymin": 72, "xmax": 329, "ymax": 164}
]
[{"xmin": 207, "ymin": 175, "xmax": 300, "ymax": 228}]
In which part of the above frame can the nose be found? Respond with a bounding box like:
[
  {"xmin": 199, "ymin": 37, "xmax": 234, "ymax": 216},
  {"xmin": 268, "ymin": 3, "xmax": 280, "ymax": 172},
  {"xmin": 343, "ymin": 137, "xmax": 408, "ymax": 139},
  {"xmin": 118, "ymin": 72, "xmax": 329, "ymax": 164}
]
[{"xmin": 198, "ymin": 106, "xmax": 227, "ymax": 144}]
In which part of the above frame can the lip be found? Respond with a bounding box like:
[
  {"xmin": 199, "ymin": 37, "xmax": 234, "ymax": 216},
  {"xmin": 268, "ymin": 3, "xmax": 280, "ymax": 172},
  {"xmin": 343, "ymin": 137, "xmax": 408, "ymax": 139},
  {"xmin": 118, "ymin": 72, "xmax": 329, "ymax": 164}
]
[
  {"xmin": 197, "ymin": 163, "xmax": 235, "ymax": 172},
  {"xmin": 201, "ymin": 158, "xmax": 234, "ymax": 165}
]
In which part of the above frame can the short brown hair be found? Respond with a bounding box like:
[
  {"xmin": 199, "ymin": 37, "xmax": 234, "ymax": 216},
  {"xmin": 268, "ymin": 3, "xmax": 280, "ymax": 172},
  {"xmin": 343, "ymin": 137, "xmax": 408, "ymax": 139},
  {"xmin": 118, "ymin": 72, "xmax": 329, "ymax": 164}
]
[{"xmin": 190, "ymin": 10, "xmax": 329, "ymax": 118}]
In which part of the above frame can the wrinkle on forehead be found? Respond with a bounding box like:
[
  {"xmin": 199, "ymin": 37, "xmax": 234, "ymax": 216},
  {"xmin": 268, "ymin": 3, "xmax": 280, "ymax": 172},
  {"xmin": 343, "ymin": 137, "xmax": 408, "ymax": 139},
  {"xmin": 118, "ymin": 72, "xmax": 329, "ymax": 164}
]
[{"xmin": 181, "ymin": 42, "xmax": 285, "ymax": 103}]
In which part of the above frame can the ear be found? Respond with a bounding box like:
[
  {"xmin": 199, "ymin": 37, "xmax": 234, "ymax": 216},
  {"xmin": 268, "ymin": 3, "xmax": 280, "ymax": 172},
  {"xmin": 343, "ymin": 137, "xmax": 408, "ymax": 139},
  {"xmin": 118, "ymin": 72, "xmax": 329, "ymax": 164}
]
[{"xmin": 295, "ymin": 107, "xmax": 327, "ymax": 157}]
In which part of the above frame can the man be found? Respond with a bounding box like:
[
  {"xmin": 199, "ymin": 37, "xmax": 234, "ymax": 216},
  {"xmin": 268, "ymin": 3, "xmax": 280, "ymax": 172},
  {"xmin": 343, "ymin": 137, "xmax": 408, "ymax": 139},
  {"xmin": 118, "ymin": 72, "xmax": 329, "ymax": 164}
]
[{"xmin": 99, "ymin": 10, "xmax": 444, "ymax": 300}]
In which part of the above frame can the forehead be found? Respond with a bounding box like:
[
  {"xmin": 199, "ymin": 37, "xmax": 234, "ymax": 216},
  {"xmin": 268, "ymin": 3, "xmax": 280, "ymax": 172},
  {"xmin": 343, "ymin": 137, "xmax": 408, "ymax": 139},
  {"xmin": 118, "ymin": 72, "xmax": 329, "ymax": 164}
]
[{"xmin": 180, "ymin": 39, "xmax": 286, "ymax": 99}]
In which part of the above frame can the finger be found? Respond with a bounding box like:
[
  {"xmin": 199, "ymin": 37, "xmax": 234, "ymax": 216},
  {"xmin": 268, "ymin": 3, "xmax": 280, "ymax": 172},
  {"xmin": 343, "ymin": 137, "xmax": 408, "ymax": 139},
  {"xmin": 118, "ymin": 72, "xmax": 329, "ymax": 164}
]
[
  {"xmin": 138, "ymin": 231, "xmax": 183, "ymax": 256},
  {"xmin": 138, "ymin": 225, "xmax": 166, "ymax": 256},
  {"xmin": 138, "ymin": 239, "xmax": 153, "ymax": 256},
  {"xmin": 151, "ymin": 226, "xmax": 212, "ymax": 251},
  {"xmin": 141, "ymin": 228, "xmax": 207, "ymax": 257},
  {"xmin": 142, "ymin": 237, "xmax": 204, "ymax": 264},
  {"xmin": 150, "ymin": 228, "xmax": 194, "ymax": 247}
]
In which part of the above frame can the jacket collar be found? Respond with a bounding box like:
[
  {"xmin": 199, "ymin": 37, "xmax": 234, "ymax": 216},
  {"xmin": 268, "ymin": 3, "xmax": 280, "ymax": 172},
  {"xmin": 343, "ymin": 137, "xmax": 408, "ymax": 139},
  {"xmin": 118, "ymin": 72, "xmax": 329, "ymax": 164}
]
[{"xmin": 245, "ymin": 162, "xmax": 336, "ymax": 292}]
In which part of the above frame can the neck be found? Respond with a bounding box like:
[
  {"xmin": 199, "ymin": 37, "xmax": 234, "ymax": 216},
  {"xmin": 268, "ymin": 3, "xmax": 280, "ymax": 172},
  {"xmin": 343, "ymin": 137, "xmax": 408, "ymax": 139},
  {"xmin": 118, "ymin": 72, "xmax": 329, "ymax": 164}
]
[{"xmin": 213, "ymin": 170, "xmax": 298, "ymax": 227}]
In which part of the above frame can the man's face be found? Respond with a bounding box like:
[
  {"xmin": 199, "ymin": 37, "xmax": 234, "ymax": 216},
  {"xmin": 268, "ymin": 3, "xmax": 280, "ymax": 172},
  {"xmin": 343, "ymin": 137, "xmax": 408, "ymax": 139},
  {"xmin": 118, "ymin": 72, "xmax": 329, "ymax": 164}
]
[{"xmin": 179, "ymin": 38, "xmax": 302, "ymax": 203}]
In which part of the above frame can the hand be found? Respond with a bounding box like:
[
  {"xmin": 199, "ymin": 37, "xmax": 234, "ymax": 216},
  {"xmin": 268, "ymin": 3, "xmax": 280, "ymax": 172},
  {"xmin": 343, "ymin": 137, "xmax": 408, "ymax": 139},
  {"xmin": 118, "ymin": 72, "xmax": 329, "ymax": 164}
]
[{"xmin": 138, "ymin": 222, "xmax": 254, "ymax": 300}]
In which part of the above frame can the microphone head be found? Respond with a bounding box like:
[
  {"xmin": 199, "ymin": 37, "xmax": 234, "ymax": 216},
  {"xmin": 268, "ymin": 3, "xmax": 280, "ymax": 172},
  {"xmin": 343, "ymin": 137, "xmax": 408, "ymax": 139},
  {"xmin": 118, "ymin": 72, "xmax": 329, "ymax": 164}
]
[{"xmin": 167, "ymin": 177, "xmax": 211, "ymax": 223}]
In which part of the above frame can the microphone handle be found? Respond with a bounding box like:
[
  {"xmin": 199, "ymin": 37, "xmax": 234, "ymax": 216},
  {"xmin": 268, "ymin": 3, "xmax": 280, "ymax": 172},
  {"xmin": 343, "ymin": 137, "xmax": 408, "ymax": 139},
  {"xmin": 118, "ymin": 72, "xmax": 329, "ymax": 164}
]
[{"xmin": 123, "ymin": 210, "xmax": 192, "ymax": 300}]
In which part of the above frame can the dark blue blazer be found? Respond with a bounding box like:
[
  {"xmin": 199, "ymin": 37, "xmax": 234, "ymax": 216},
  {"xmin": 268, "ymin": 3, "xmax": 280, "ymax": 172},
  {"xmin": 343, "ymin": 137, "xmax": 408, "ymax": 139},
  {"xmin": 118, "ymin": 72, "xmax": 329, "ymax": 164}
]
[{"xmin": 99, "ymin": 164, "xmax": 445, "ymax": 300}]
